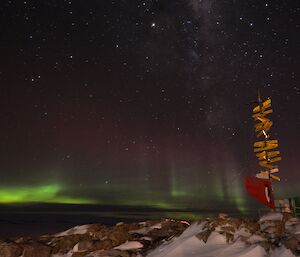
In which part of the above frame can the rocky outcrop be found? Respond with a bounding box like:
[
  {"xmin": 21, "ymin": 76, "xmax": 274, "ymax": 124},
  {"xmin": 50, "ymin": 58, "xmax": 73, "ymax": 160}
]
[
  {"xmin": 21, "ymin": 242, "xmax": 51, "ymax": 257},
  {"xmin": 0, "ymin": 213, "xmax": 300, "ymax": 257},
  {"xmin": 0, "ymin": 243, "xmax": 23, "ymax": 257},
  {"xmin": 0, "ymin": 219, "xmax": 188, "ymax": 257}
]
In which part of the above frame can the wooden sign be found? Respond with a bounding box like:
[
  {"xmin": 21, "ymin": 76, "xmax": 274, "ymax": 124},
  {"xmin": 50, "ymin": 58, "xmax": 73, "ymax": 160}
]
[{"xmin": 252, "ymin": 98, "xmax": 281, "ymax": 181}]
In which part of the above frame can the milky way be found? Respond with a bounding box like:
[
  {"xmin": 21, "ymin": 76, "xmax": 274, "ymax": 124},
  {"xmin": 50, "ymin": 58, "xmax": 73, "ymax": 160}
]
[{"xmin": 0, "ymin": 0, "xmax": 299, "ymax": 214}]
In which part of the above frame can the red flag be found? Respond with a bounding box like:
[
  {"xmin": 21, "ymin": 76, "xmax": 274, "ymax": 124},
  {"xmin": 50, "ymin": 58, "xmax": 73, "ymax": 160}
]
[{"xmin": 245, "ymin": 176, "xmax": 275, "ymax": 209}]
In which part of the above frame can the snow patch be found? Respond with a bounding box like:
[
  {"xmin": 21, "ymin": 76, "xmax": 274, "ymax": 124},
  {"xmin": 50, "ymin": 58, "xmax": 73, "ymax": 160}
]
[
  {"xmin": 147, "ymin": 222, "xmax": 206, "ymax": 257},
  {"xmin": 146, "ymin": 220, "xmax": 298, "ymax": 257},
  {"xmin": 259, "ymin": 213, "xmax": 283, "ymax": 223},
  {"xmin": 140, "ymin": 236, "xmax": 153, "ymax": 241},
  {"xmin": 235, "ymin": 227, "xmax": 252, "ymax": 238},
  {"xmin": 55, "ymin": 224, "xmax": 90, "ymax": 237},
  {"xmin": 72, "ymin": 242, "xmax": 84, "ymax": 253},
  {"xmin": 271, "ymin": 246, "xmax": 296, "ymax": 257},
  {"xmin": 114, "ymin": 241, "xmax": 143, "ymax": 250},
  {"xmin": 130, "ymin": 222, "xmax": 162, "ymax": 235},
  {"xmin": 147, "ymin": 231, "xmax": 269, "ymax": 257},
  {"xmin": 206, "ymin": 231, "xmax": 227, "ymax": 244}
]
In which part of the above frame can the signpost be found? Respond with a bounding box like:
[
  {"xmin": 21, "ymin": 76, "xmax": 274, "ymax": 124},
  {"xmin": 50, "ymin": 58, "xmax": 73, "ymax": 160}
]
[{"xmin": 245, "ymin": 95, "xmax": 282, "ymax": 209}]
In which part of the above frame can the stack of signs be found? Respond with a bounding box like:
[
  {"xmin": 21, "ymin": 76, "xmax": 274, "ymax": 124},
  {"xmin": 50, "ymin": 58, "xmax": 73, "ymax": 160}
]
[{"xmin": 245, "ymin": 96, "xmax": 282, "ymax": 209}]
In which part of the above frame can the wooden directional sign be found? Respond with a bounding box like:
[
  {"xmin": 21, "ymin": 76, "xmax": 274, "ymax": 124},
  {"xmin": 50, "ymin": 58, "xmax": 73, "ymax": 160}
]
[
  {"xmin": 245, "ymin": 95, "xmax": 282, "ymax": 209},
  {"xmin": 252, "ymin": 97, "xmax": 282, "ymax": 182}
]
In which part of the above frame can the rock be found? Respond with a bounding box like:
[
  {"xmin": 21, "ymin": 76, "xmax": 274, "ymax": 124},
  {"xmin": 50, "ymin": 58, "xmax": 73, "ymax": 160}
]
[
  {"xmin": 14, "ymin": 237, "xmax": 32, "ymax": 244},
  {"xmin": 22, "ymin": 243, "xmax": 51, "ymax": 257},
  {"xmin": 91, "ymin": 225, "xmax": 132, "ymax": 243},
  {"xmin": 51, "ymin": 234, "xmax": 91, "ymax": 254},
  {"xmin": 93, "ymin": 239, "xmax": 114, "ymax": 250},
  {"xmin": 74, "ymin": 240, "xmax": 94, "ymax": 252},
  {"xmin": 229, "ymin": 218, "xmax": 243, "ymax": 230},
  {"xmin": 127, "ymin": 223, "xmax": 142, "ymax": 232},
  {"xmin": 258, "ymin": 213, "xmax": 286, "ymax": 243},
  {"xmin": 261, "ymin": 220, "xmax": 285, "ymax": 242},
  {"xmin": 196, "ymin": 229, "xmax": 213, "ymax": 243},
  {"xmin": 130, "ymin": 253, "xmax": 144, "ymax": 257},
  {"xmin": 0, "ymin": 243, "xmax": 23, "ymax": 257},
  {"xmin": 243, "ymin": 219, "xmax": 260, "ymax": 234},
  {"xmin": 8, "ymin": 214, "xmax": 300, "ymax": 257},
  {"xmin": 36, "ymin": 235, "xmax": 53, "ymax": 244},
  {"xmin": 258, "ymin": 241, "xmax": 272, "ymax": 251},
  {"xmin": 144, "ymin": 220, "xmax": 161, "ymax": 227},
  {"xmin": 148, "ymin": 228, "xmax": 170, "ymax": 240},
  {"xmin": 285, "ymin": 217, "xmax": 300, "ymax": 236},
  {"xmin": 218, "ymin": 213, "xmax": 229, "ymax": 220},
  {"xmin": 109, "ymin": 227, "xmax": 132, "ymax": 246},
  {"xmin": 74, "ymin": 239, "xmax": 115, "ymax": 253},
  {"xmin": 86, "ymin": 249, "xmax": 130, "ymax": 257},
  {"xmin": 284, "ymin": 236, "xmax": 300, "ymax": 254},
  {"xmin": 235, "ymin": 227, "xmax": 252, "ymax": 241},
  {"xmin": 146, "ymin": 220, "xmax": 188, "ymax": 242},
  {"xmin": 163, "ymin": 220, "xmax": 189, "ymax": 234},
  {"xmin": 224, "ymin": 231, "xmax": 234, "ymax": 243},
  {"xmin": 87, "ymin": 224, "xmax": 107, "ymax": 234},
  {"xmin": 282, "ymin": 212, "xmax": 294, "ymax": 223},
  {"xmin": 72, "ymin": 252, "xmax": 88, "ymax": 257}
]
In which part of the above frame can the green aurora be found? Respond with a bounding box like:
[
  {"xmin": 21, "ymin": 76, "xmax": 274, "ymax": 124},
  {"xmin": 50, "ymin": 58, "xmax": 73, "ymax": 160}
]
[
  {"xmin": 0, "ymin": 184, "xmax": 94, "ymax": 204},
  {"xmin": 0, "ymin": 180, "xmax": 248, "ymax": 215}
]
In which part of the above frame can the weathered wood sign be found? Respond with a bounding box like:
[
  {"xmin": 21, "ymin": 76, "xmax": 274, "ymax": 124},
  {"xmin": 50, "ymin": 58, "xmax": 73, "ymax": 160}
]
[
  {"xmin": 245, "ymin": 95, "xmax": 281, "ymax": 209},
  {"xmin": 252, "ymin": 97, "xmax": 281, "ymax": 182}
]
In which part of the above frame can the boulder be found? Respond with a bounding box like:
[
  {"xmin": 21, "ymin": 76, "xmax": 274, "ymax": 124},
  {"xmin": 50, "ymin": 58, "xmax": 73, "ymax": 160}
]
[
  {"xmin": 51, "ymin": 234, "xmax": 91, "ymax": 254},
  {"xmin": 218, "ymin": 213, "xmax": 229, "ymax": 220},
  {"xmin": 147, "ymin": 220, "xmax": 188, "ymax": 242},
  {"xmin": 0, "ymin": 243, "xmax": 23, "ymax": 257},
  {"xmin": 72, "ymin": 239, "xmax": 115, "ymax": 254},
  {"xmin": 196, "ymin": 229, "xmax": 213, "ymax": 243},
  {"xmin": 284, "ymin": 236, "xmax": 300, "ymax": 255},
  {"xmin": 74, "ymin": 240, "xmax": 94, "ymax": 252},
  {"xmin": 243, "ymin": 219, "xmax": 260, "ymax": 234},
  {"xmin": 86, "ymin": 224, "xmax": 107, "ymax": 234},
  {"xmin": 130, "ymin": 253, "xmax": 144, "ymax": 257},
  {"xmin": 92, "ymin": 239, "xmax": 114, "ymax": 250},
  {"xmin": 258, "ymin": 241, "xmax": 272, "ymax": 251},
  {"xmin": 72, "ymin": 252, "xmax": 88, "ymax": 257},
  {"xmin": 109, "ymin": 227, "xmax": 132, "ymax": 246},
  {"xmin": 22, "ymin": 243, "xmax": 51, "ymax": 257}
]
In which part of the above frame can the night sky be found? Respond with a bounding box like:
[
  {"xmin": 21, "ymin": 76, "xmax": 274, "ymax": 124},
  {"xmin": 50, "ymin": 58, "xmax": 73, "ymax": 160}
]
[{"xmin": 0, "ymin": 0, "xmax": 299, "ymax": 213}]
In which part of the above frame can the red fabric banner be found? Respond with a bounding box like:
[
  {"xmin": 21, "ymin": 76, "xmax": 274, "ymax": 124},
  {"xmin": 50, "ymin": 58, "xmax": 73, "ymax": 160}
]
[{"xmin": 245, "ymin": 176, "xmax": 275, "ymax": 209}]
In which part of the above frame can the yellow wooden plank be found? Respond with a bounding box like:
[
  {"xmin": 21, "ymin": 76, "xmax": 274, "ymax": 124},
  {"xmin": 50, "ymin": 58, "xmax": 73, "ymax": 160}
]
[
  {"xmin": 253, "ymin": 99, "xmax": 272, "ymax": 113},
  {"xmin": 254, "ymin": 140, "xmax": 279, "ymax": 152},
  {"xmin": 252, "ymin": 109, "xmax": 273, "ymax": 120},
  {"xmin": 269, "ymin": 157, "xmax": 282, "ymax": 163},
  {"xmin": 270, "ymin": 174, "xmax": 280, "ymax": 181}
]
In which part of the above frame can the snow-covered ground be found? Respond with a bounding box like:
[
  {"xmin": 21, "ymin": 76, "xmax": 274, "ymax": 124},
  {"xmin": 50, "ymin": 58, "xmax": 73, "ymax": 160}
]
[{"xmin": 146, "ymin": 222, "xmax": 295, "ymax": 257}]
